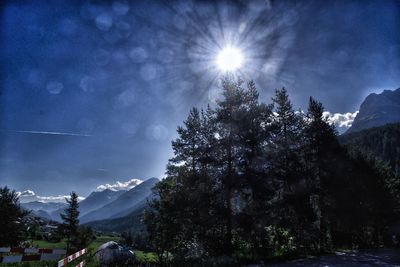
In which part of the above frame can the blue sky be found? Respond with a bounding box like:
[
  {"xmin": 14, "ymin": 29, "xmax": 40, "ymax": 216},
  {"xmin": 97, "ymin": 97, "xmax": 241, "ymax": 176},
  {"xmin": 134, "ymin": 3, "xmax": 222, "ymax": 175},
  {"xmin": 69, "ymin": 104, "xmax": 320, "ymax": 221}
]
[{"xmin": 1, "ymin": 0, "xmax": 399, "ymax": 198}]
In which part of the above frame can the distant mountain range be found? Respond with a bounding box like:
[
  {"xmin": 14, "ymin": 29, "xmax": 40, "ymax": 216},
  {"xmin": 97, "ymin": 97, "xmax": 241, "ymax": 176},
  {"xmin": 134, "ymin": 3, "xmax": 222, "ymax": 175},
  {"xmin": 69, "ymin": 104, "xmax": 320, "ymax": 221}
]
[
  {"xmin": 21, "ymin": 177, "xmax": 158, "ymax": 225},
  {"xmin": 49, "ymin": 188, "xmax": 126, "ymax": 222},
  {"xmin": 20, "ymin": 201, "xmax": 64, "ymax": 221},
  {"xmin": 347, "ymin": 88, "xmax": 400, "ymax": 133},
  {"xmin": 340, "ymin": 88, "xmax": 400, "ymax": 178},
  {"xmin": 80, "ymin": 178, "xmax": 158, "ymax": 223},
  {"xmin": 31, "ymin": 209, "xmax": 52, "ymax": 220},
  {"xmin": 21, "ymin": 201, "xmax": 67, "ymax": 213},
  {"xmin": 85, "ymin": 200, "xmax": 149, "ymax": 234}
]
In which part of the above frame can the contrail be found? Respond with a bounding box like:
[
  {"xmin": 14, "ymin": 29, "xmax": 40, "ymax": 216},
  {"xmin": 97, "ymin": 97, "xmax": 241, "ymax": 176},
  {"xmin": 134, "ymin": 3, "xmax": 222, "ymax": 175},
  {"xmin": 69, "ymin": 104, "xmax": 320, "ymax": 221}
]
[{"xmin": 3, "ymin": 130, "xmax": 92, "ymax": 137}]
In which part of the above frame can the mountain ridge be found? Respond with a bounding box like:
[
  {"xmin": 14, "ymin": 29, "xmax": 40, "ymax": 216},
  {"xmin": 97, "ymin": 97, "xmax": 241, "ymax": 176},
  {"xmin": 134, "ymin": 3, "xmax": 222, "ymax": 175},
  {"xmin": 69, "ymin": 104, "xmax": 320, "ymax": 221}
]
[
  {"xmin": 347, "ymin": 88, "xmax": 400, "ymax": 133},
  {"xmin": 48, "ymin": 188, "xmax": 126, "ymax": 221},
  {"xmin": 21, "ymin": 201, "xmax": 67, "ymax": 214},
  {"xmin": 80, "ymin": 177, "xmax": 159, "ymax": 223}
]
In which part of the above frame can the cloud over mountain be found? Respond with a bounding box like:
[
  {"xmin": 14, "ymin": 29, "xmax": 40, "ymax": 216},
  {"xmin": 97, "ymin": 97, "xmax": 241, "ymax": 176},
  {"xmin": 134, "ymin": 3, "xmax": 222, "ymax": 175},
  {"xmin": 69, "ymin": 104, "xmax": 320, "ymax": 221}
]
[
  {"xmin": 19, "ymin": 190, "xmax": 35, "ymax": 197},
  {"xmin": 96, "ymin": 178, "xmax": 143, "ymax": 192},
  {"xmin": 17, "ymin": 190, "xmax": 85, "ymax": 203},
  {"xmin": 17, "ymin": 178, "xmax": 143, "ymax": 204},
  {"xmin": 323, "ymin": 111, "xmax": 359, "ymax": 129}
]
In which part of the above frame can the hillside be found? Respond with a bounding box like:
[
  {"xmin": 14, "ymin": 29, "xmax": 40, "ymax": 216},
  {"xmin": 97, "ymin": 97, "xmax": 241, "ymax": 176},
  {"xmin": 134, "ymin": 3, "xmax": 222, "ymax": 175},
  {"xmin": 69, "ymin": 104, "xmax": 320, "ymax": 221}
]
[
  {"xmin": 79, "ymin": 189, "xmax": 127, "ymax": 215},
  {"xmin": 84, "ymin": 201, "xmax": 148, "ymax": 234},
  {"xmin": 80, "ymin": 178, "xmax": 158, "ymax": 223},
  {"xmin": 347, "ymin": 88, "xmax": 400, "ymax": 133},
  {"xmin": 340, "ymin": 123, "xmax": 400, "ymax": 177},
  {"xmin": 48, "ymin": 188, "xmax": 127, "ymax": 222},
  {"xmin": 110, "ymin": 196, "xmax": 150, "ymax": 219},
  {"xmin": 21, "ymin": 201, "xmax": 66, "ymax": 213},
  {"xmin": 30, "ymin": 209, "xmax": 52, "ymax": 220}
]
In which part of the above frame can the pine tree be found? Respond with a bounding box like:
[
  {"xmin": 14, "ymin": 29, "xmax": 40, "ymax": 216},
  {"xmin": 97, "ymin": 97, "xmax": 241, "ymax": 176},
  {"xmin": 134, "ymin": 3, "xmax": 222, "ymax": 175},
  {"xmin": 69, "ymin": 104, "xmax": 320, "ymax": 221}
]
[
  {"xmin": 168, "ymin": 107, "xmax": 204, "ymax": 253},
  {"xmin": 230, "ymin": 80, "xmax": 274, "ymax": 257},
  {"xmin": 214, "ymin": 77, "xmax": 250, "ymax": 255},
  {"xmin": 60, "ymin": 192, "xmax": 80, "ymax": 252},
  {"xmin": 147, "ymin": 106, "xmax": 218, "ymax": 260},
  {"xmin": 0, "ymin": 187, "xmax": 28, "ymax": 246},
  {"xmin": 303, "ymin": 97, "xmax": 338, "ymax": 252},
  {"xmin": 270, "ymin": 88, "xmax": 304, "ymax": 188},
  {"xmin": 145, "ymin": 79, "xmax": 399, "ymax": 263},
  {"xmin": 170, "ymin": 107, "xmax": 202, "ymax": 175},
  {"xmin": 269, "ymin": 88, "xmax": 304, "ymax": 236}
]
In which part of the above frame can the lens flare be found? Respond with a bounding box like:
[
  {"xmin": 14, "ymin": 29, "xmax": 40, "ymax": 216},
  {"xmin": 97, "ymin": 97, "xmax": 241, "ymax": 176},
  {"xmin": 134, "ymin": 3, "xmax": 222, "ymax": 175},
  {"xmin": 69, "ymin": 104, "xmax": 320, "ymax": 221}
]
[{"xmin": 216, "ymin": 46, "xmax": 244, "ymax": 72}]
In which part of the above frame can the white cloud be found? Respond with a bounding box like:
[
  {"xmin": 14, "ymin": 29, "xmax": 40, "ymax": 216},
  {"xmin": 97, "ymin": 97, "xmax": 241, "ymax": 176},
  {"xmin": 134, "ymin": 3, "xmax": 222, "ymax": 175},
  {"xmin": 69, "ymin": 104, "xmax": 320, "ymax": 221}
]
[
  {"xmin": 96, "ymin": 178, "xmax": 143, "ymax": 192},
  {"xmin": 37, "ymin": 195, "xmax": 85, "ymax": 202},
  {"xmin": 323, "ymin": 111, "xmax": 359, "ymax": 128},
  {"xmin": 17, "ymin": 190, "xmax": 85, "ymax": 203},
  {"xmin": 17, "ymin": 178, "xmax": 143, "ymax": 204},
  {"xmin": 19, "ymin": 190, "xmax": 35, "ymax": 197}
]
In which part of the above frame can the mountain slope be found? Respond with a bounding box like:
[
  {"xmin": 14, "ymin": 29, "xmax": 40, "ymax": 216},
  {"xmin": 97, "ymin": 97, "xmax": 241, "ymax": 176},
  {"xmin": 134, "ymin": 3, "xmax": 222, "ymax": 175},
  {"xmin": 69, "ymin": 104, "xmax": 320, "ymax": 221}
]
[
  {"xmin": 110, "ymin": 192, "xmax": 156, "ymax": 219},
  {"xmin": 49, "ymin": 189, "xmax": 126, "ymax": 222},
  {"xmin": 31, "ymin": 209, "xmax": 52, "ymax": 220},
  {"xmin": 347, "ymin": 88, "xmax": 400, "ymax": 133},
  {"xmin": 21, "ymin": 201, "xmax": 67, "ymax": 213},
  {"xmin": 78, "ymin": 189, "xmax": 126, "ymax": 216},
  {"xmin": 85, "ymin": 201, "xmax": 148, "ymax": 233},
  {"xmin": 80, "ymin": 178, "xmax": 159, "ymax": 223},
  {"xmin": 340, "ymin": 123, "xmax": 400, "ymax": 177}
]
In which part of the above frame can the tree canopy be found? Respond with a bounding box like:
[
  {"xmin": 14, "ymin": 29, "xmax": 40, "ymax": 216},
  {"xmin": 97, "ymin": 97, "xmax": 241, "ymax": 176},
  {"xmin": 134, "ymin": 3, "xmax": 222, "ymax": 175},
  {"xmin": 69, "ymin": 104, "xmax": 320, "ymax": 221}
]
[
  {"xmin": 60, "ymin": 192, "xmax": 80, "ymax": 251},
  {"xmin": 0, "ymin": 187, "xmax": 29, "ymax": 247},
  {"xmin": 145, "ymin": 78, "xmax": 400, "ymax": 265}
]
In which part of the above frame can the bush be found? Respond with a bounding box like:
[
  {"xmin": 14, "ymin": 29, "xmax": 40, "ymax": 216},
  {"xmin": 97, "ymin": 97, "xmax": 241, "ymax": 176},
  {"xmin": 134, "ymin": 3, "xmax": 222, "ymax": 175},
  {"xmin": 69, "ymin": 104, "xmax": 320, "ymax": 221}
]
[{"xmin": 265, "ymin": 225, "xmax": 297, "ymax": 257}]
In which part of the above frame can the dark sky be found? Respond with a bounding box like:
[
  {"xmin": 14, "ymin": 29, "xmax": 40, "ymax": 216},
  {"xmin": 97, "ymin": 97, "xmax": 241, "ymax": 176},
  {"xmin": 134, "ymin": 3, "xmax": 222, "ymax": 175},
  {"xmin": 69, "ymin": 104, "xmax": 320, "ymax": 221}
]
[{"xmin": 1, "ymin": 0, "xmax": 399, "ymax": 197}]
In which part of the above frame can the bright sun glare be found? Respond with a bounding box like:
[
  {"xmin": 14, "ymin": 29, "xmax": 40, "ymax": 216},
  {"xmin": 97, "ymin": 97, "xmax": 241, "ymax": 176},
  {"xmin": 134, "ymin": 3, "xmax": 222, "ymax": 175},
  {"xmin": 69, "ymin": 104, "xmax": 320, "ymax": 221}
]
[{"xmin": 216, "ymin": 46, "xmax": 244, "ymax": 72}]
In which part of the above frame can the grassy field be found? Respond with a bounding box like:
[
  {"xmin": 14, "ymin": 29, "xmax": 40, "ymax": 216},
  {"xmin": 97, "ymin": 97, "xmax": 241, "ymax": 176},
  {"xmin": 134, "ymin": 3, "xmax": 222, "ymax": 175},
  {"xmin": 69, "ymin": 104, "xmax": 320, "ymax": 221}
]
[
  {"xmin": 31, "ymin": 239, "xmax": 67, "ymax": 249},
  {"xmin": 30, "ymin": 234, "xmax": 118, "ymax": 251}
]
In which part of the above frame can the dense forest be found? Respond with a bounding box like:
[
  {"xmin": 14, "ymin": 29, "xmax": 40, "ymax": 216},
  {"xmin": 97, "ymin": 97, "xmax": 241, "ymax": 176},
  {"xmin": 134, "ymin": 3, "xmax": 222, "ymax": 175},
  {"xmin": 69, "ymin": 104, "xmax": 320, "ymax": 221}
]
[
  {"xmin": 340, "ymin": 123, "xmax": 400, "ymax": 178},
  {"xmin": 144, "ymin": 78, "xmax": 400, "ymax": 266}
]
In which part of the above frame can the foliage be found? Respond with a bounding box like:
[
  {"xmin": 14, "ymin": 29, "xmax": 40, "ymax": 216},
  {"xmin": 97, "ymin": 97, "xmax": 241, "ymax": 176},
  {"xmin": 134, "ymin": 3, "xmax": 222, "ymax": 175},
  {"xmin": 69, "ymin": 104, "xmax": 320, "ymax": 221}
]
[
  {"xmin": 340, "ymin": 123, "xmax": 400, "ymax": 177},
  {"xmin": 264, "ymin": 225, "xmax": 297, "ymax": 257},
  {"xmin": 73, "ymin": 225, "xmax": 95, "ymax": 250},
  {"xmin": 145, "ymin": 78, "xmax": 399, "ymax": 264},
  {"xmin": 134, "ymin": 250, "xmax": 159, "ymax": 264},
  {"xmin": 0, "ymin": 187, "xmax": 29, "ymax": 247},
  {"xmin": 340, "ymin": 123, "xmax": 400, "ymax": 212},
  {"xmin": 120, "ymin": 230, "xmax": 152, "ymax": 251},
  {"xmin": 59, "ymin": 192, "xmax": 94, "ymax": 252}
]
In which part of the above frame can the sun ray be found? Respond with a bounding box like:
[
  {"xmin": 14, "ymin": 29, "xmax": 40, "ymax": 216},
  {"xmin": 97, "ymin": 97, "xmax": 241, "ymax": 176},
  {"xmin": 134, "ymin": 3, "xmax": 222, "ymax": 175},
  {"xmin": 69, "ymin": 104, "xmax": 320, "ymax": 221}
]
[{"xmin": 216, "ymin": 46, "xmax": 244, "ymax": 72}]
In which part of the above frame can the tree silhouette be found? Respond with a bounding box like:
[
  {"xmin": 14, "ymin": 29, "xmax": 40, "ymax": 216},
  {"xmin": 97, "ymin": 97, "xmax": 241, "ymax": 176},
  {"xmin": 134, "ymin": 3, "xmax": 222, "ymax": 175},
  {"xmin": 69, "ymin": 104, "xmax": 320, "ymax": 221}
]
[
  {"xmin": 0, "ymin": 187, "xmax": 28, "ymax": 246},
  {"xmin": 145, "ymin": 78, "xmax": 400, "ymax": 264},
  {"xmin": 60, "ymin": 192, "xmax": 80, "ymax": 252}
]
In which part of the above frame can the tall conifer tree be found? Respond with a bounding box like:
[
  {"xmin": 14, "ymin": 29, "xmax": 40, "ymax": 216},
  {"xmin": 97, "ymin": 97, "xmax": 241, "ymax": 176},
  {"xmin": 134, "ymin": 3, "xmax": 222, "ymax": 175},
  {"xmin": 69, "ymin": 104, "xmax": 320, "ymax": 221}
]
[{"xmin": 60, "ymin": 192, "xmax": 80, "ymax": 252}]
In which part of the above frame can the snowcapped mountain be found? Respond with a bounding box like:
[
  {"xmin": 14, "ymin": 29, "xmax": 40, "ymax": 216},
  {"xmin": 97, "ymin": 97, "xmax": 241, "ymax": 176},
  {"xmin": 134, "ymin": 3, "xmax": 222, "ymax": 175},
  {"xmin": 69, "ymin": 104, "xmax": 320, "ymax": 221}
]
[
  {"xmin": 80, "ymin": 177, "xmax": 159, "ymax": 223},
  {"xmin": 50, "ymin": 188, "xmax": 127, "ymax": 222},
  {"xmin": 78, "ymin": 189, "xmax": 126, "ymax": 216},
  {"xmin": 21, "ymin": 178, "xmax": 143, "ymax": 221}
]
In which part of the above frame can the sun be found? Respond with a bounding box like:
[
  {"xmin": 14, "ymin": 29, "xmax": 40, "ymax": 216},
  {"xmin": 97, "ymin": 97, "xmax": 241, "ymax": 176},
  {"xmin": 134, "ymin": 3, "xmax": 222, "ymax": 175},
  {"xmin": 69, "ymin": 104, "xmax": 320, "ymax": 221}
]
[{"xmin": 216, "ymin": 46, "xmax": 244, "ymax": 72}]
